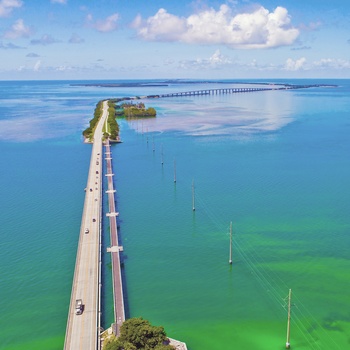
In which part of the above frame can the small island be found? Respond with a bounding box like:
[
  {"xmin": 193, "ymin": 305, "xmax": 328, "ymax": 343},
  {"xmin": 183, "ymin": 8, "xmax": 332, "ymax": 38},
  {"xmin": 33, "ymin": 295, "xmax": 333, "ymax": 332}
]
[
  {"xmin": 115, "ymin": 101, "xmax": 157, "ymax": 119},
  {"xmin": 83, "ymin": 99, "xmax": 157, "ymax": 143}
]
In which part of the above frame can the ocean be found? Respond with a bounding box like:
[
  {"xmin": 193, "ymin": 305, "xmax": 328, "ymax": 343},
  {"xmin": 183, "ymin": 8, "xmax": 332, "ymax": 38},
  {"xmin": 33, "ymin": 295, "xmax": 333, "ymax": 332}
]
[{"xmin": 0, "ymin": 79, "xmax": 349, "ymax": 350}]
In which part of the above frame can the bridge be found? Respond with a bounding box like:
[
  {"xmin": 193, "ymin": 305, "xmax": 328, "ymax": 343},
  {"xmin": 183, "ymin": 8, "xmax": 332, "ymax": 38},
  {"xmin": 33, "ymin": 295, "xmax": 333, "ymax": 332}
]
[
  {"xmin": 105, "ymin": 140, "xmax": 125, "ymax": 335},
  {"xmin": 64, "ymin": 100, "xmax": 126, "ymax": 349},
  {"xmin": 158, "ymin": 86, "xmax": 275, "ymax": 97},
  {"xmin": 145, "ymin": 84, "xmax": 329, "ymax": 99}
]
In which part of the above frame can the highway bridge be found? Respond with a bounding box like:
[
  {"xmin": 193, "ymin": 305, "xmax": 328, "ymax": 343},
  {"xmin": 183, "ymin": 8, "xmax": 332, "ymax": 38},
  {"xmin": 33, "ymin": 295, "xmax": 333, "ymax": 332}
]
[
  {"xmin": 64, "ymin": 101, "xmax": 108, "ymax": 350},
  {"xmin": 145, "ymin": 84, "xmax": 331, "ymax": 99},
  {"xmin": 105, "ymin": 140, "xmax": 125, "ymax": 336}
]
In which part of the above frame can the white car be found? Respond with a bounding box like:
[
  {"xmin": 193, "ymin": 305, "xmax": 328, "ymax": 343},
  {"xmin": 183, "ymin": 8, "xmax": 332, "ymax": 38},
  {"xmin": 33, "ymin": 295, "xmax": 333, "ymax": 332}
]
[
  {"xmin": 75, "ymin": 299, "xmax": 84, "ymax": 315},
  {"xmin": 84, "ymin": 228, "xmax": 89, "ymax": 234}
]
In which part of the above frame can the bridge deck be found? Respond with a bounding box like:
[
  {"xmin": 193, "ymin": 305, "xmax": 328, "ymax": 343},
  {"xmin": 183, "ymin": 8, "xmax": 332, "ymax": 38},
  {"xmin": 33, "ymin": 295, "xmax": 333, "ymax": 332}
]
[{"xmin": 105, "ymin": 140, "xmax": 125, "ymax": 335}]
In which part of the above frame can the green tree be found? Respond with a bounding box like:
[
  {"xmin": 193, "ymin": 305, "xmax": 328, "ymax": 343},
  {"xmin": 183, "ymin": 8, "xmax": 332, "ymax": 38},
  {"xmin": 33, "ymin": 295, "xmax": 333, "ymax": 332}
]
[
  {"xmin": 104, "ymin": 338, "xmax": 136, "ymax": 350},
  {"xmin": 104, "ymin": 317, "xmax": 174, "ymax": 350}
]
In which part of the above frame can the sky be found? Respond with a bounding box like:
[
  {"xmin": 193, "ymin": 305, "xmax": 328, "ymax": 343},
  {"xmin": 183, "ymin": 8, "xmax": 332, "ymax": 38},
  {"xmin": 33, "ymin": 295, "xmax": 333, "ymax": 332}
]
[{"xmin": 0, "ymin": 0, "xmax": 350, "ymax": 80}]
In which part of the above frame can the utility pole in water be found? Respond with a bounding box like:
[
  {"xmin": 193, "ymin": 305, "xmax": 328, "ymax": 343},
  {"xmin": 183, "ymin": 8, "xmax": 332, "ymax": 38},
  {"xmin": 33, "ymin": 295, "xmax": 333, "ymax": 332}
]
[
  {"xmin": 192, "ymin": 180, "xmax": 195, "ymax": 211},
  {"xmin": 229, "ymin": 221, "xmax": 233, "ymax": 264},
  {"xmin": 285, "ymin": 289, "xmax": 292, "ymax": 349}
]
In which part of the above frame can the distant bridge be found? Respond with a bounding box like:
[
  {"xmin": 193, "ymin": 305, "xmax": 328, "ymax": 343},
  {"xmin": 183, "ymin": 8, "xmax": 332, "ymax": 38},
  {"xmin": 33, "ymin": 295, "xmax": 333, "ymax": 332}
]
[
  {"xmin": 145, "ymin": 84, "xmax": 331, "ymax": 99},
  {"xmin": 158, "ymin": 86, "xmax": 275, "ymax": 97}
]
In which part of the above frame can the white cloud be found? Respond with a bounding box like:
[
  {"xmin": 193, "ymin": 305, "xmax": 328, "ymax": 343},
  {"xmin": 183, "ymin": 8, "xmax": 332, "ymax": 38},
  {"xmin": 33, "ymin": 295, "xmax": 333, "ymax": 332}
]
[
  {"xmin": 88, "ymin": 13, "xmax": 119, "ymax": 32},
  {"xmin": 33, "ymin": 60, "xmax": 41, "ymax": 71},
  {"xmin": 51, "ymin": 0, "xmax": 67, "ymax": 4},
  {"xmin": 132, "ymin": 10, "xmax": 186, "ymax": 41},
  {"xmin": 132, "ymin": 4, "xmax": 299, "ymax": 49},
  {"xmin": 178, "ymin": 50, "xmax": 232, "ymax": 70},
  {"xmin": 312, "ymin": 58, "xmax": 350, "ymax": 70},
  {"xmin": 0, "ymin": 0, "xmax": 22, "ymax": 17},
  {"xmin": 285, "ymin": 57, "xmax": 306, "ymax": 71},
  {"xmin": 209, "ymin": 50, "xmax": 232, "ymax": 65},
  {"xmin": 4, "ymin": 19, "xmax": 32, "ymax": 39},
  {"xmin": 56, "ymin": 65, "xmax": 73, "ymax": 71}
]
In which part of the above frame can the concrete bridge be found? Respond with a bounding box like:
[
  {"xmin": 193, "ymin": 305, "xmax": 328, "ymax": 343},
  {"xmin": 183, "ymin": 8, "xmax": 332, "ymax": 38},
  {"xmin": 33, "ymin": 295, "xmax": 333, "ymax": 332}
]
[
  {"xmin": 145, "ymin": 84, "xmax": 328, "ymax": 99},
  {"xmin": 158, "ymin": 86, "xmax": 275, "ymax": 97},
  {"xmin": 64, "ymin": 101, "xmax": 108, "ymax": 350},
  {"xmin": 105, "ymin": 140, "xmax": 125, "ymax": 336},
  {"xmin": 64, "ymin": 101, "xmax": 126, "ymax": 350}
]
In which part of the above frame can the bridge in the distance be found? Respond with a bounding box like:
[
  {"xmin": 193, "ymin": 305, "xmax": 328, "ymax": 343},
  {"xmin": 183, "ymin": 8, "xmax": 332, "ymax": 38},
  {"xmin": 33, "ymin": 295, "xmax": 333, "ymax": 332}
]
[
  {"xmin": 158, "ymin": 86, "xmax": 275, "ymax": 97},
  {"xmin": 144, "ymin": 84, "xmax": 332, "ymax": 99}
]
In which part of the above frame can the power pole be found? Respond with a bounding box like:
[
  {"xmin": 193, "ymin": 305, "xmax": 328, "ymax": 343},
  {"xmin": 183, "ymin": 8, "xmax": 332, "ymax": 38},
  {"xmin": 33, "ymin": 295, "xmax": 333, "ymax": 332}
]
[
  {"xmin": 161, "ymin": 144, "xmax": 164, "ymax": 165},
  {"xmin": 285, "ymin": 289, "xmax": 292, "ymax": 349},
  {"xmin": 229, "ymin": 221, "xmax": 233, "ymax": 264},
  {"xmin": 192, "ymin": 180, "xmax": 195, "ymax": 211}
]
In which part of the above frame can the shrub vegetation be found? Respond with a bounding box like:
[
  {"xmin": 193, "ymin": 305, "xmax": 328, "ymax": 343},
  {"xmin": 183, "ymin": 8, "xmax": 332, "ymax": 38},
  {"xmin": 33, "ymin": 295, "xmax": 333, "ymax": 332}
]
[{"xmin": 103, "ymin": 317, "xmax": 174, "ymax": 350}]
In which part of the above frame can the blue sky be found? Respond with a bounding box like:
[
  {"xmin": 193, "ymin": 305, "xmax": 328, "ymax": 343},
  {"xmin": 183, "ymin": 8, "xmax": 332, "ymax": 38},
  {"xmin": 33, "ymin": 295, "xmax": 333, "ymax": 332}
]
[{"xmin": 0, "ymin": 0, "xmax": 350, "ymax": 80}]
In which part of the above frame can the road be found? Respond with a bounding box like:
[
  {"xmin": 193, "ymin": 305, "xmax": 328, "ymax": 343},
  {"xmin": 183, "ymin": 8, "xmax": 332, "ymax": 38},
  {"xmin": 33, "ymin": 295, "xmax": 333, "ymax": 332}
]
[{"xmin": 64, "ymin": 101, "xmax": 109, "ymax": 350}]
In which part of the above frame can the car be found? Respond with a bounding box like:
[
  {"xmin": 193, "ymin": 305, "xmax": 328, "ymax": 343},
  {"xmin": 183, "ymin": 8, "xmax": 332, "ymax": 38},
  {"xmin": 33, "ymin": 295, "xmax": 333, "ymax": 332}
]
[
  {"xmin": 92, "ymin": 218, "xmax": 96, "ymax": 222},
  {"xmin": 90, "ymin": 188, "xmax": 92, "ymax": 192},
  {"xmin": 75, "ymin": 299, "xmax": 84, "ymax": 315},
  {"xmin": 84, "ymin": 228, "xmax": 89, "ymax": 234}
]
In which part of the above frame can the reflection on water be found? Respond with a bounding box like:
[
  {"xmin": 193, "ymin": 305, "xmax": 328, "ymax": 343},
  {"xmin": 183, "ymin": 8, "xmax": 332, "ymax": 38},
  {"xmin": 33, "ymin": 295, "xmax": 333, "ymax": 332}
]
[
  {"xmin": 0, "ymin": 82, "xmax": 296, "ymax": 142},
  {"xmin": 125, "ymin": 89, "xmax": 295, "ymax": 137}
]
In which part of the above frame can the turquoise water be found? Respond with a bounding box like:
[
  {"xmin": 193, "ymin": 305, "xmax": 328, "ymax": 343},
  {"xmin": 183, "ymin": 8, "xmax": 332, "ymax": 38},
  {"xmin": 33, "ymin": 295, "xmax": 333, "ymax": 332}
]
[{"xmin": 0, "ymin": 80, "xmax": 349, "ymax": 349}]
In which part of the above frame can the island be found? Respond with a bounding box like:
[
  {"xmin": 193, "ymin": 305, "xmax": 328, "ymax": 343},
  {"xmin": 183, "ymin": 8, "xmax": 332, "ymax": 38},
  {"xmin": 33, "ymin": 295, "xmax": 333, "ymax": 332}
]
[
  {"xmin": 83, "ymin": 99, "xmax": 156, "ymax": 143},
  {"xmin": 115, "ymin": 101, "xmax": 156, "ymax": 119}
]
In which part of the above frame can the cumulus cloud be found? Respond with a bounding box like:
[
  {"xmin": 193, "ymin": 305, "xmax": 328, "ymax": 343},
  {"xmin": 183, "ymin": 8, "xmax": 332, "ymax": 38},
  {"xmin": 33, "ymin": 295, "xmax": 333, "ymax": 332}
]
[
  {"xmin": 88, "ymin": 13, "xmax": 119, "ymax": 32},
  {"xmin": 313, "ymin": 58, "xmax": 350, "ymax": 69},
  {"xmin": 69, "ymin": 33, "xmax": 85, "ymax": 44},
  {"xmin": 51, "ymin": 0, "xmax": 67, "ymax": 4},
  {"xmin": 209, "ymin": 50, "xmax": 232, "ymax": 66},
  {"xmin": 179, "ymin": 50, "xmax": 232, "ymax": 70},
  {"xmin": 285, "ymin": 57, "xmax": 306, "ymax": 71},
  {"xmin": 0, "ymin": 0, "xmax": 22, "ymax": 17},
  {"xmin": 4, "ymin": 19, "xmax": 32, "ymax": 39},
  {"xmin": 30, "ymin": 34, "xmax": 60, "ymax": 45},
  {"xmin": 132, "ymin": 10, "xmax": 186, "ymax": 42},
  {"xmin": 132, "ymin": 4, "xmax": 299, "ymax": 49}
]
